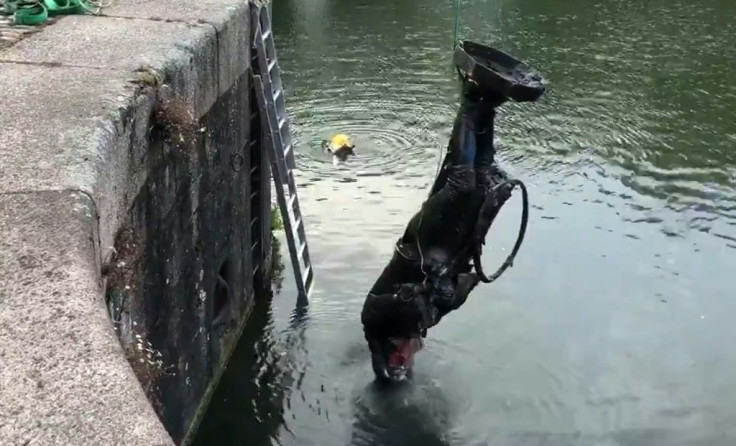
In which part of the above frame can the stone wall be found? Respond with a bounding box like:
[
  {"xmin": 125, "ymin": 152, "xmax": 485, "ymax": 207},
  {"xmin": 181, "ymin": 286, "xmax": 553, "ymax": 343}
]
[{"xmin": 0, "ymin": 1, "xmax": 272, "ymax": 444}]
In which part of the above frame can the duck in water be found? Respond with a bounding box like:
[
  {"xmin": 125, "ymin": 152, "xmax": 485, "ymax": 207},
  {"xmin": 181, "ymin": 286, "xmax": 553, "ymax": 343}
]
[{"xmin": 322, "ymin": 133, "xmax": 356, "ymax": 167}]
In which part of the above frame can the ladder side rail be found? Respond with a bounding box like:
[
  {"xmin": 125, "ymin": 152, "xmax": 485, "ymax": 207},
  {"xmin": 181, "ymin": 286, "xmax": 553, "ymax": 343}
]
[
  {"xmin": 253, "ymin": 75, "xmax": 308, "ymax": 297},
  {"xmin": 252, "ymin": 5, "xmax": 313, "ymax": 298}
]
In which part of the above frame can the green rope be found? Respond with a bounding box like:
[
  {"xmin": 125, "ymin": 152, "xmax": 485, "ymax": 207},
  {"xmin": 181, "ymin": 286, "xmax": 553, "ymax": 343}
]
[
  {"xmin": 3, "ymin": 0, "xmax": 100, "ymax": 26},
  {"xmin": 452, "ymin": 0, "xmax": 461, "ymax": 50}
]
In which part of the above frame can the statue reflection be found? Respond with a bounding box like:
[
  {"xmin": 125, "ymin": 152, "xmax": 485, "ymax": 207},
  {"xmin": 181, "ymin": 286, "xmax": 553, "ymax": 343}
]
[{"xmin": 347, "ymin": 375, "xmax": 455, "ymax": 446}]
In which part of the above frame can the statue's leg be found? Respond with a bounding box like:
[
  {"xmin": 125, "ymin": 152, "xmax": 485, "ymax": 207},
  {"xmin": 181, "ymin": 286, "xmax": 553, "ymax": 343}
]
[
  {"xmin": 427, "ymin": 79, "xmax": 481, "ymax": 198},
  {"xmin": 366, "ymin": 94, "xmax": 480, "ymax": 297},
  {"xmin": 428, "ymin": 81, "xmax": 507, "ymax": 196},
  {"xmin": 473, "ymin": 92, "xmax": 513, "ymax": 193},
  {"xmin": 400, "ymin": 98, "xmax": 482, "ymax": 264}
]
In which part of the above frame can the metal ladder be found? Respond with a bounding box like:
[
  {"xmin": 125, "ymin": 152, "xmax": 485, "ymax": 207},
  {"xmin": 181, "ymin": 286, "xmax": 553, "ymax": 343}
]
[{"xmin": 251, "ymin": 5, "xmax": 314, "ymax": 300}]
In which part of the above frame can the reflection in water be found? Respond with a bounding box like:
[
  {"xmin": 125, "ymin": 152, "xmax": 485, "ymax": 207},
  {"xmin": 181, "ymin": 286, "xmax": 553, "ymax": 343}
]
[
  {"xmin": 348, "ymin": 380, "xmax": 453, "ymax": 446},
  {"xmin": 192, "ymin": 293, "xmax": 311, "ymax": 446},
  {"xmin": 197, "ymin": 0, "xmax": 736, "ymax": 444}
]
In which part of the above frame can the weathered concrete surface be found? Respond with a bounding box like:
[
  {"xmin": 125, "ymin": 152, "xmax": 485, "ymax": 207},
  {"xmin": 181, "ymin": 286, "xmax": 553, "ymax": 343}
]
[
  {"xmin": 0, "ymin": 62, "xmax": 149, "ymax": 256},
  {"xmin": 0, "ymin": 4, "xmax": 60, "ymax": 51},
  {"xmin": 0, "ymin": 0, "xmax": 270, "ymax": 444},
  {"xmin": 103, "ymin": 68, "xmax": 262, "ymax": 443},
  {"xmin": 0, "ymin": 15, "xmax": 218, "ymax": 255},
  {"xmin": 0, "ymin": 191, "xmax": 172, "ymax": 445},
  {"xmin": 100, "ymin": 0, "xmax": 253, "ymax": 101}
]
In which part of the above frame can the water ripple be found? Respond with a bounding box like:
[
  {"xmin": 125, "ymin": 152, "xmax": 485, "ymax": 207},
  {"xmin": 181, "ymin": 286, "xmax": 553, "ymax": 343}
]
[{"xmin": 197, "ymin": 1, "xmax": 736, "ymax": 445}]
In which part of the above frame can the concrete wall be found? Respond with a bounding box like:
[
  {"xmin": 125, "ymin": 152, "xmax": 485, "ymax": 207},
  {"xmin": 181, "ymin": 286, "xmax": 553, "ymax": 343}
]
[{"xmin": 0, "ymin": 1, "xmax": 272, "ymax": 444}]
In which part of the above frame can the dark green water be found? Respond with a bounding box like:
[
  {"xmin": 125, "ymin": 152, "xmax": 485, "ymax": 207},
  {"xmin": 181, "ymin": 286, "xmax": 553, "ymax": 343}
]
[{"xmin": 194, "ymin": 0, "xmax": 736, "ymax": 445}]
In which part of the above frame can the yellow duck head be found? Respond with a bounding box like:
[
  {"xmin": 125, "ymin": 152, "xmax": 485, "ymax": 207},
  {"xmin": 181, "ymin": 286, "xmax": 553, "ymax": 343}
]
[{"xmin": 321, "ymin": 134, "xmax": 356, "ymax": 166}]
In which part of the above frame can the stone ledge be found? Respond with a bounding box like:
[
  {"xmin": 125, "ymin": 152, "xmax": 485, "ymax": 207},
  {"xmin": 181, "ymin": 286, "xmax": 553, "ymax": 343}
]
[
  {"xmin": 0, "ymin": 190, "xmax": 174, "ymax": 445},
  {"xmin": 0, "ymin": 0, "xmax": 257, "ymax": 444},
  {"xmin": 0, "ymin": 63, "xmax": 151, "ymax": 258}
]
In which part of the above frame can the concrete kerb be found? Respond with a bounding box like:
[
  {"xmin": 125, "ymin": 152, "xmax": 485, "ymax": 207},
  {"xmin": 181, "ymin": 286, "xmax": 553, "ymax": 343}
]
[
  {"xmin": 0, "ymin": 190, "xmax": 175, "ymax": 446},
  {"xmin": 0, "ymin": 1, "xmax": 258, "ymax": 444}
]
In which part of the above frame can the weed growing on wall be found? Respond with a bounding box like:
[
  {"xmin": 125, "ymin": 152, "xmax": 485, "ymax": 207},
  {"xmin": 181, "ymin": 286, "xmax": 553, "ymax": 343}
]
[{"xmin": 270, "ymin": 205, "xmax": 283, "ymax": 231}]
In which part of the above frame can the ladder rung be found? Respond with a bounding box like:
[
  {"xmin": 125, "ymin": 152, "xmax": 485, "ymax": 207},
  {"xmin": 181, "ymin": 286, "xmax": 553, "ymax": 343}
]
[
  {"xmin": 284, "ymin": 144, "xmax": 292, "ymax": 156},
  {"xmin": 298, "ymin": 241, "xmax": 307, "ymax": 259},
  {"xmin": 274, "ymin": 89, "xmax": 282, "ymax": 101},
  {"xmin": 294, "ymin": 216, "xmax": 302, "ymax": 230},
  {"xmin": 278, "ymin": 116, "xmax": 286, "ymax": 129},
  {"xmin": 288, "ymin": 194, "xmax": 296, "ymax": 208},
  {"xmin": 262, "ymin": 29, "xmax": 271, "ymax": 40},
  {"xmin": 268, "ymin": 59, "xmax": 277, "ymax": 72}
]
